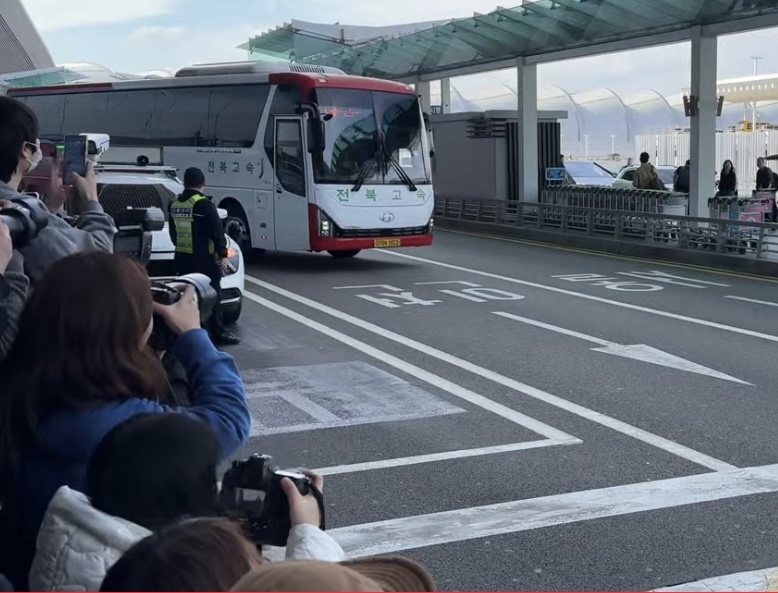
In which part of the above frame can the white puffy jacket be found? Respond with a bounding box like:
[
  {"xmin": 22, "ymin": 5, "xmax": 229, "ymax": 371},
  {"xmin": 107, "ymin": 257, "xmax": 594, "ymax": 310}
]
[{"xmin": 29, "ymin": 486, "xmax": 346, "ymax": 592}]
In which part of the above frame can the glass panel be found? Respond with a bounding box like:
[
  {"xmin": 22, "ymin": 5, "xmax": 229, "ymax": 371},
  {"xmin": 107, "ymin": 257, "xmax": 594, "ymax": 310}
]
[
  {"xmin": 374, "ymin": 91, "xmax": 429, "ymax": 184},
  {"xmin": 313, "ymin": 88, "xmax": 429, "ymax": 186},
  {"xmin": 300, "ymin": 0, "xmax": 778, "ymax": 79},
  {"xmin": 209, "ymin": 85, "xmax": 269, "ymax": 148},
  {"xmin": 19, "ymin": 94, "xmax": 65, "ymax": 135},
  {"xmin": 152, "ymin": 88, "xmax": 210, "ymax": 146},
  {"xmin": 275, "ymin": 120, "xmax": 306, "ymax": 196},
  {"xmin": 314, "ymin": 88, "xmax": 379, "ymax": 184}
]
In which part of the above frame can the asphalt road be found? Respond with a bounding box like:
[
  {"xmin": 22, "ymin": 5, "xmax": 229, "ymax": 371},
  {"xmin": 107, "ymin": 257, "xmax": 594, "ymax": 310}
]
[{"xmin": 225, "ymin": 229, "xmax": 778, "ymax": 592}]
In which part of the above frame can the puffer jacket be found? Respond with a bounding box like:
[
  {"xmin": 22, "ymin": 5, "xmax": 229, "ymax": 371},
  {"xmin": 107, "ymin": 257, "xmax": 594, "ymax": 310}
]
[{"xmin": 30, "ymin": 486, "xmax": 346, "ymax": 592}]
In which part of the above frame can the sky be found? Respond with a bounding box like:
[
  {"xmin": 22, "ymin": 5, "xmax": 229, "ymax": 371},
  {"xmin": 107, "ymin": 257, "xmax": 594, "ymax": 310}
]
[{"xmin": 18, "ymin": 0, "xmax": 778, "ymax": 99}]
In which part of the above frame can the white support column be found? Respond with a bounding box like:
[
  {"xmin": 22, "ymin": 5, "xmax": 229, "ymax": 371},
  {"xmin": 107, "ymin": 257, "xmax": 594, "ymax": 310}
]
[
  {"xmin": 689, "ymin": 27, "xmax": 718, "ymax": 218},
  {"xmin": 440, "ymin": 78, "xmax": 452, "ymax": 114},
  {"xmin": 516, "ymin": 58, "xmax": 538, "ymax": 203},
  {"xmin": 416, "ymin": 81, "xmax": 432, "ymax": 113}
]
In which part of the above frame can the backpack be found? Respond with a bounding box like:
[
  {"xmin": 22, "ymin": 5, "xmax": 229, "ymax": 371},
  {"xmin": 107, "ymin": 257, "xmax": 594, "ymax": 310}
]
[{"xmin": 649, "ymin": 168, "xmax": 665, "ymax": 191}]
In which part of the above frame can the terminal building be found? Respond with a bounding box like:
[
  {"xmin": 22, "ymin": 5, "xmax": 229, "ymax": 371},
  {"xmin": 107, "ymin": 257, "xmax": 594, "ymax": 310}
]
[{"xmin": 0, "ymin": 0, "xmax": 54, "ymax": 74}]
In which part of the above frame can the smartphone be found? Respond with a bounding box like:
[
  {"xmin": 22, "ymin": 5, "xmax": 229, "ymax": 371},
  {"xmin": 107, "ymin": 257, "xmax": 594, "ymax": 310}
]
[{"xmin": 63, "ymin": 134, "xmax": 87, "ymax": 185}]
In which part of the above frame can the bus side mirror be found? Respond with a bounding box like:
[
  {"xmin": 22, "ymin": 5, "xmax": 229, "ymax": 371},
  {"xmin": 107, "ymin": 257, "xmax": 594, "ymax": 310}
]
[{"xmin": 307, "ymin": 119, "xmax": 326, "ymax": 154}]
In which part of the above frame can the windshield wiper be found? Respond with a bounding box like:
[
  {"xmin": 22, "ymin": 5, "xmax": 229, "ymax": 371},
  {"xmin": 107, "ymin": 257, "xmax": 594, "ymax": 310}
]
[
  {"xmin": 351, "ymin": 158, "xmax": 378, "ymax": 192},
  {"xmin": 382, "ymin": 147, "xmax": 417, "ymax": 192}
]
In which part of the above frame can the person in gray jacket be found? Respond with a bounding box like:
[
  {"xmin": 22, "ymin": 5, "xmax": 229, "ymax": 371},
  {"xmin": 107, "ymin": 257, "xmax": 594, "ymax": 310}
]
[
  {"xmin": 0, "ymin": 96, "xmax": 116, "ymax": 287},
  {"xmin": 0, "ymin": 218, "xmax": 27, "ymax": 360}
]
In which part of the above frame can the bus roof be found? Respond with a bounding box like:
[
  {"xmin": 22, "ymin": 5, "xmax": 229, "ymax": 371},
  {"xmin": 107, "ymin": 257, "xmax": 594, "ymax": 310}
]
[{"xmin": 7, "ymin": 61, "xmax": 416, "ymax": 96}]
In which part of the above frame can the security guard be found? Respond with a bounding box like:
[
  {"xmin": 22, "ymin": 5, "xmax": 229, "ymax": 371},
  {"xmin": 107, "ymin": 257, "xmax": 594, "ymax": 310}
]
[{"xmin": 168, "ymin": 167, "xmax": 240, "ymax": 346}]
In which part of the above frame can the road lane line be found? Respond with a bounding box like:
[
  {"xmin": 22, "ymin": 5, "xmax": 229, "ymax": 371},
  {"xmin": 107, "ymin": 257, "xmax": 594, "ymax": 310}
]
[
  {"xmin": 323, "ymin": 463, "xmax": 778, "ymax": 558},
  {"xmin": 241, "ymin": 290, "xmax": 575, "ymax": 443},
  {"xmin": 380, "ymin": 250, "xmax": 778, "ymax": 344},
  {"xmin": 315, "ymin": 439, "xmax": 577, "ymax": 476},
  {"xmin": 244, "ymin": 277, "xmax": 736, "ymax": 472},
  {"xmin": 493, "ymin": 312, "xmax": 613, "ymax": 347},
  {"xmin": 725, "ymin": 295, "xmax": 778, "ymax": 308}
]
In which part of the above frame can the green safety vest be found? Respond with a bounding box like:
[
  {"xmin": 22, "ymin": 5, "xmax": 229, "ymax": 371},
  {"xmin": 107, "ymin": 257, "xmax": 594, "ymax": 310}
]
[{"xmin": 170, "ymin": 193, "xmax": 215, "ymax": 255}]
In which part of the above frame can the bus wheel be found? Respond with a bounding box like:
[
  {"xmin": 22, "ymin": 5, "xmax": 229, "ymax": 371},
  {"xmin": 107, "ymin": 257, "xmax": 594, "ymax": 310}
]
[
  {"xmin": 328, "ymin": 250, "xmax": 361, "ymax": 259},
  {"xmin": 224, "ymin": 211, "xmax": 251, "ymax": 252}
]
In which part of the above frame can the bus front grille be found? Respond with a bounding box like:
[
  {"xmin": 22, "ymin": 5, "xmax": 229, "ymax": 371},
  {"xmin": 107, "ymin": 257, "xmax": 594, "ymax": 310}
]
[{"xmin": 334, "ymin": 225, "xmax": 429, "ymax": 239}]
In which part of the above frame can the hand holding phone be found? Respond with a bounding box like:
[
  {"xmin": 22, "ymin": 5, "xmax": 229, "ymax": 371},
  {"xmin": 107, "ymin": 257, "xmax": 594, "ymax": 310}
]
[{"xmin": 63, "ymin": 134, "xmax": 87, "ymax": 186}]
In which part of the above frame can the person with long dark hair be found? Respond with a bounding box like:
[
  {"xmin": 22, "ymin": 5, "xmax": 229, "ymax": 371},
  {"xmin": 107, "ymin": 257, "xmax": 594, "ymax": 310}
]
[
  {"xmin": 718, "ymin": 159, "xmax": 738, "ymax": 197},
  {"xmin": 0, "ymin": 251, "xmax": 250, "ymax": 590}
]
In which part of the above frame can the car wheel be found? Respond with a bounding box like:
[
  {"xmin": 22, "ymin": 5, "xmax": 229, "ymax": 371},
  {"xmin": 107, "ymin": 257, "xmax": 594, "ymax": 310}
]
[{"xmin": 328, "ymin": 250, "xmax": 361, "ymax": 259}]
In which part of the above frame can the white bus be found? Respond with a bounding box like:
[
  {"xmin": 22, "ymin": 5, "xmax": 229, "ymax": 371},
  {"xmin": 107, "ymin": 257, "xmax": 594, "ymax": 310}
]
[{"xmin": 9, "ymin": 62, "xmax": 435, "ymax": 258}]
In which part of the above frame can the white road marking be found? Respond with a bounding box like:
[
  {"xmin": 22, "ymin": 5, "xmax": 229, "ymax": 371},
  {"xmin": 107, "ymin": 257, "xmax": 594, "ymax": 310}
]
[
  {"xmin": 725, "ymin": 295, "xmax": 778, "ymax": 308},
  {"xmin": 494, "ymin": 312, "xmax": 751, "ymax": 385},
  {"xmin": 326, "ymin": 463, "xmax": 778, "ymax": 559},
  {"xmin": 414, "ymin": 281, "xmax": 481, "ymax": 287},
  {"xmin": 620, "ymin": 270, "xmax": 730, "ymax": 288},
  {"xmin": 333, "ymin": 284, "xmax": 402, "ymax": 291},
  {"xmin": 380, "ymin": 251, "xmax": 778, "ymax": 344},
  {"xmin": 493, "ymin": 312, "xmax": 612, "ymax": 347},
  {"xmin": 241, "ymin": 290, "xmax": 575, "ymax": 442},
  {"xmin": 244, "ymin": 277, "xmax": 736, "ymax": 472},
  {"xmin": 653, "ymin": 567, "xmax": 777, "ymax": 592},
  {"xmin": 439, "ymin": 289, "xmax": 488, "ymax": 302},
  {"xmin": 315, "ymin": 439, "xmax": 578, "ymax": 476}
]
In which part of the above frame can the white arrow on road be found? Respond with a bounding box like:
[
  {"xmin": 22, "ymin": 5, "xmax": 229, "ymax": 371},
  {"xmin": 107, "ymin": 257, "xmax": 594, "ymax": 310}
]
[{"xmin": 493, "ymin": 312, "xmax": 751, "ymax": 385}]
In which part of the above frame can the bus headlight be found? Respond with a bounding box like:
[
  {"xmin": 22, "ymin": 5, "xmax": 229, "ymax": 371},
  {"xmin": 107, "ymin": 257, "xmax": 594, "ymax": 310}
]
[
  {"xmin": 319, "ymin": 211, "xmax": 333, "ymax": 237},
  {"xmin": 428, "ymin": 217, "xmax": 434, "ymax": 232}
]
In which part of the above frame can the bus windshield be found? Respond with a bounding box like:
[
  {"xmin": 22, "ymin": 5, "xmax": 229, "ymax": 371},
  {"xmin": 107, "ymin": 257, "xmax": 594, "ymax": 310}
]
[{"xmin": 313, "ymin": 88, "xmax": 429, "ymax": 186}]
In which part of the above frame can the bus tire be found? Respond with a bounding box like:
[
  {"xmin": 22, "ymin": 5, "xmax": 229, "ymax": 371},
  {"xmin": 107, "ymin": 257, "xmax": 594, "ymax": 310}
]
[
  {"xmin": 222, "ymin": 201, "xmax": 252, "ymax": 251},
  {"xmin": 328, "ymin": 250, "xmax": 361, "ymax": 259}
]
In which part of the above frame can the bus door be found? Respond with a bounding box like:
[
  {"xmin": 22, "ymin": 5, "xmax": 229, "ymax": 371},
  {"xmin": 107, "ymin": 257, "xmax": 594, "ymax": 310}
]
[{"xmin": 273, "ymin": 116, "xmax": 310, "ymax": 251}]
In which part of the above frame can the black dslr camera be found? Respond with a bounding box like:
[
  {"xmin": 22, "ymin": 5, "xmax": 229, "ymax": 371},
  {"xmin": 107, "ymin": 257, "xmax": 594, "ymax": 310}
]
[
  {"xmin": 1, "ymin": 196, "xmax": 50, "ymax": 248},
  {"xmin": 219, "ymin": 454, "xmax": 325, "ymax": 548},
  {"xmin": 112, "ymin": 207, "xmax": 165, "ymax": 266},
  {"xmin": 149, "ymin": 273, "xmax": 219, "ymax": 351}
]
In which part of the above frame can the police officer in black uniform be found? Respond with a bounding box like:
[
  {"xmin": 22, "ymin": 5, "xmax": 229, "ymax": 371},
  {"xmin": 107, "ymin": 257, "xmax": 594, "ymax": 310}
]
[{"xmin": 168, "ymin": 167, "xmax": 240, "ymax": 346}]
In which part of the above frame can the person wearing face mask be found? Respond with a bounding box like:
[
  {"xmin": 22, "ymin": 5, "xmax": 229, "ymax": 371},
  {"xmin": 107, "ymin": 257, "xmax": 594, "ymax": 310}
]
[{"xmin": 0, "ymin": 96, "xmax": 116, "ymax": 286}]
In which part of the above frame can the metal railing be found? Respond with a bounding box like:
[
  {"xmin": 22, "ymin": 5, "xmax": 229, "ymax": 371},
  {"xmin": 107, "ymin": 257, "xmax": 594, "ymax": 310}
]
[
  {"xmin": 541, "ymin": 185, "xmax": 688, "ymax": 215},
  {"xmin": 434, "ymin": 197, "xmax": 778, "ymax": 259}
]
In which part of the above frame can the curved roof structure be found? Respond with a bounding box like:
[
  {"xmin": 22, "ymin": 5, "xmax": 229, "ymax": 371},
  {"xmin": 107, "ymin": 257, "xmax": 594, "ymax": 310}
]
[
  {"xmin": 248, "ymin": 1, "xmax": 778, "ymax": 81},
  {"xmin": 0, "ymin": 0, "xmax": 54, "ymax": 74},
  {"xmin": 434, "ymin": 77, "xmax": 778, "ymax": 158}
]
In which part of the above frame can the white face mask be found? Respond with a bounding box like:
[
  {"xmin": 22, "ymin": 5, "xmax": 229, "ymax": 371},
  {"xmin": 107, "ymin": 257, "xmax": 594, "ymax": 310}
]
[{"xmin": 24, "ymin": 140, "xmax": 42, "ymax": 173}]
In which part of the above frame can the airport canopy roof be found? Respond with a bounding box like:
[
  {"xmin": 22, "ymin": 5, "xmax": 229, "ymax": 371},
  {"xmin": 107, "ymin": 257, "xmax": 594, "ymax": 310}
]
[
  {"xmin": 0, "ymin": 63, "xmax": 168, "ymax": 88},
  {"xmin": 247, "ymin": 0, "xmax": 778, "ymax": 82}
]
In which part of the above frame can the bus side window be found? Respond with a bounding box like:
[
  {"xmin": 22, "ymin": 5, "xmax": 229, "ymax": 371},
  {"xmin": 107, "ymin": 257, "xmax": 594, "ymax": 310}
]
[{"xmin": 275, "ymin": 120, "xmax": 306, "ymax": 197}]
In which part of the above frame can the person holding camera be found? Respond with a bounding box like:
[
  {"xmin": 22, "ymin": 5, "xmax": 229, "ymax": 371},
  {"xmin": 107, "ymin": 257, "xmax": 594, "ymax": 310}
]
[
  {"xmin": 0, "ymin": 218, "xmax": 28, "ymax": 360},
  {"xmin": 0, "ymin": 251, "xmax": 250, "ymax": 591},
  {"xmin": 169, "ymin": 167, "xmax": 240, "ymax": 347},
  {"xmin": 30, "ymin": 413, "xmax": 343, "ymax": 592},
  {"xmin": 0, "ymin": 96, "xmax": 116, "ymax": 286}
]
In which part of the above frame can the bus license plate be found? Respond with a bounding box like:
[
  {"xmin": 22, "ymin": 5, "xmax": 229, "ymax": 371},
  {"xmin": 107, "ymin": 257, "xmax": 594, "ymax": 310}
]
[{"xmin": 374, "ymin": 239, "xmax": 401, "ymax": 248}]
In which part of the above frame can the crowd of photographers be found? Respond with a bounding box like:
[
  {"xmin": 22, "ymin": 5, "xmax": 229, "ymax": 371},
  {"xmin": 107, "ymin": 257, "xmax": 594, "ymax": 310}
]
[{"xmin": 0, "ymin": 96, "xmax": 438, "ymax": 591}]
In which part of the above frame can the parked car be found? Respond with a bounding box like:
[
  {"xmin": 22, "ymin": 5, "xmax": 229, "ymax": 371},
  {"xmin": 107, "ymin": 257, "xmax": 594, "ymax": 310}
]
[
  {"xmin": 94, "ymin": 166, "xmax": 245, "ymax": 325},
  {"xmin": 612, "ymin": 165, "xmax": 677, "ymax": 191},
  {"xmin": 563, "ymin": 161, "xmax": 616, "ymax": 186}
]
